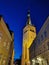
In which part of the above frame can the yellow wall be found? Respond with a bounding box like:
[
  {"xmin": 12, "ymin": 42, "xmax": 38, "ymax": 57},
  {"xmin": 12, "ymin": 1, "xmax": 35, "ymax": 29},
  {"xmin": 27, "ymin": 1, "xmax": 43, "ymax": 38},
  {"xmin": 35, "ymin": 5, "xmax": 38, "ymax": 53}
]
[
  {"xmin": 23, "ymin": 25, "xmax": 36, "ymax": 47},
  {"xmin": 0, "ymin": 17, "xmax": 14, "ymax": 65}
]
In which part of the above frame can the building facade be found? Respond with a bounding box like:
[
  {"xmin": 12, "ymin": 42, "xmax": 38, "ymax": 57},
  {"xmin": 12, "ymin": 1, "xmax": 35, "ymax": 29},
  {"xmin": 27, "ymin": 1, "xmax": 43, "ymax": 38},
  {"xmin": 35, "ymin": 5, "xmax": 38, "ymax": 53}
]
[
  {"xmin": 21, "ymin": 11, "xmax": 36, "ymax": 65},
  {"xmin": 29, "ymin": 16, "xmax": 49, "ymax": 65},
  {"xmin": 8, "ymin": 32, "xmax": 14, "ymax": 65},
  {"xmin": 0, "ymin": 16, "xmax": 14, "ymax": 65}
]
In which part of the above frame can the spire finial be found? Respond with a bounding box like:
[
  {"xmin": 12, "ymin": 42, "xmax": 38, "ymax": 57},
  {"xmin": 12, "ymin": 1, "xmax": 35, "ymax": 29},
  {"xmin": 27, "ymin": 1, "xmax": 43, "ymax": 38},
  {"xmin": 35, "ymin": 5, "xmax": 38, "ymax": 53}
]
[
  {"xmin": 27, "ymin": 10, "xmax": 30, "ymax": 17},
  {"xmin": 26, "ymin": 10, "xmax": 32, "ymax": 25}
]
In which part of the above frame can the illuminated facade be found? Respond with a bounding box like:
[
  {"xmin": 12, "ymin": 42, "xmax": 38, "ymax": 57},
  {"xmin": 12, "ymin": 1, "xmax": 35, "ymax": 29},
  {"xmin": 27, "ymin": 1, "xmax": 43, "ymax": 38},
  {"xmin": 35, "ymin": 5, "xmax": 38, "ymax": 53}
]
[
  {"xmin": 8, "ymin": 32, "xmax": 14, "ymax": 65},
  {"xmin": 29, "ymin": 16, "xmax": 49, "ymax": 65},
  {"xmin": 21, "ymin": 11, "xmax": 36, "ymax": 65},
  {"xmin": 0, "ymin": 16, "xmax": 14, "ymax": 65}
]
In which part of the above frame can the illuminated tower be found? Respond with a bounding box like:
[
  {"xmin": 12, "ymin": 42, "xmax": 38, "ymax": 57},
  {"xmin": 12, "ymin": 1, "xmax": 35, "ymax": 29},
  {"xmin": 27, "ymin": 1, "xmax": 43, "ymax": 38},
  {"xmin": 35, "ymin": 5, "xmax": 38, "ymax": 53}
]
[{"xmin": 21, "ymin": 11, "xmax": 36, "ymax": 65}]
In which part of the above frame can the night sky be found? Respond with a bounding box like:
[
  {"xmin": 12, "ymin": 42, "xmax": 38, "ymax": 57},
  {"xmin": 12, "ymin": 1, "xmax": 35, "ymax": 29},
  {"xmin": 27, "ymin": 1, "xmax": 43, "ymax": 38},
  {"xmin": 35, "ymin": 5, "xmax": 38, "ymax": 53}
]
[{"xmin": 0, "ymin": 0, "xmax": 49, "ymax": 59}]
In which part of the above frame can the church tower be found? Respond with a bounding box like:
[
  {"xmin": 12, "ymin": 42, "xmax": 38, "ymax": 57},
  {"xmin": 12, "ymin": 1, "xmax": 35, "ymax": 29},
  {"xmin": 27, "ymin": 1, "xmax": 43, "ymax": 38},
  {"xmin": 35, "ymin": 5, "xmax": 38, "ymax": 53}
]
[{"xmin": 21, "ymin": 11, "xmax": 36, "ymax": 65}]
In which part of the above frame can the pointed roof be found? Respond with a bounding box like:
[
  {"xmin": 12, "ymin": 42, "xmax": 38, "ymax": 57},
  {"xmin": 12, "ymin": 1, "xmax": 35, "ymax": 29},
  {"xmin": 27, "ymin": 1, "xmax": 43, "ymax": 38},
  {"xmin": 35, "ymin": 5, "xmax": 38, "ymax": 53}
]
[{"xmin": 26, "ymin": 10, "xmax": 32, "ymax": 25}]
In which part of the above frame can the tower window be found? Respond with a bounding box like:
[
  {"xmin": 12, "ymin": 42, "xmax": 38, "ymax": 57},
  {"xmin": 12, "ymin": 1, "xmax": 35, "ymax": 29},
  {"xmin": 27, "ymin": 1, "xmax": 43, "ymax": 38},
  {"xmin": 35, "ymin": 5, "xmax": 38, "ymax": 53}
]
[
  {"xmin": 30, "ymin": 29, "xmax": 34, "ymax": 32},
  {"xmin": 24, "ymin": 30, "xmax": 28, "ymax": 33}
]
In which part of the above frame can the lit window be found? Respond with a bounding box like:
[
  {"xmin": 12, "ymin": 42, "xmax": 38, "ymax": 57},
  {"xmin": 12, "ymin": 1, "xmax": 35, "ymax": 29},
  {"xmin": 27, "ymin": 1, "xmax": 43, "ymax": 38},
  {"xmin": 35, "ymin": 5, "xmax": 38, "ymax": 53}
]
[
  {"xmin": 6, "ymin": 42, "xmax": 9, "ymax": 50},
  {"xmin": 2, "ymin": 59, "xmax": 6, "ymax": 65},
  {"xmin": 3, "ymin": 42, "xmax": 6, "ymax": 47}
]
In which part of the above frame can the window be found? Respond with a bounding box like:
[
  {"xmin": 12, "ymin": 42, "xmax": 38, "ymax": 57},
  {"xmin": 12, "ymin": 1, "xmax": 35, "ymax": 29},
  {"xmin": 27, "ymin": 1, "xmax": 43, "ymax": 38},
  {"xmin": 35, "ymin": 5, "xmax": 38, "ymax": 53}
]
[
  {"xmin": 47, "ymin": 42, "xmax": 49, "ymax": 50},
  {"xmin": 0, "ymin": 32, "xmax": 2, "ymax": 37},
  {"xmin": 3, "ymin": 60, "xmax": 6, "ymax": 64},
  {"xmin": 3, "ymin": 42, "xmax": 6, "ymax": 47},
  {"xmin": 6, "ymin": 42, "xmax": 9, "ymax": 50},
  {"xmin": 2, "ymin": 59, "xmax": 6, "ymax": 65},
  {"xmin": 0, "ymin": 36, "xmax": 1, "ymax": 40},
  {"xmin": 0, "ymin": 54, "xmax": 2, "ymax": 64},
  {"xmin": 0, "ymin": 32, "xmax": 2, "ymax": 42},
  {"xmin": 24, "ymin": 30, "xmax": 28, "ymax": 33},
  {"xmin": 37, "ymin": 38, "xmax": 40, "ymax": 44},
  {"xmin": 44, "ymin": 31, "xmax": 47, "ymax": 38},
  {"xmin": 41, "ymin": 34, "xmax": 44, "ymax": 41},
  {"xmin": 2, "ymin": 57, "xmax": 6, "ymax": 65},
  {"xmin": 0, "ymin": 55, "xmax": 1, "ymax": 59},
  {"xmin": 30, "ymin": 29, "xmax": 34, "ymax": 32}
]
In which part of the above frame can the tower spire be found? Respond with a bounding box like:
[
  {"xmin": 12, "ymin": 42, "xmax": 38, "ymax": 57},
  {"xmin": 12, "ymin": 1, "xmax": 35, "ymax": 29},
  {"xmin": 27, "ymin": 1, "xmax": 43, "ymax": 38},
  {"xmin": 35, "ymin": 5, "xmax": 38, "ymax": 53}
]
[{"xmin": 26, "ymin": 10, "xmax": 32, "ymax": 25}]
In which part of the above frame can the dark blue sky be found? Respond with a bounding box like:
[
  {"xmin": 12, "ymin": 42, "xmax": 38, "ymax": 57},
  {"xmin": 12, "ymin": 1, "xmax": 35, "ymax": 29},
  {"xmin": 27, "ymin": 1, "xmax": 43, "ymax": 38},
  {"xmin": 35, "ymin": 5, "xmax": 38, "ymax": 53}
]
[{"xmin": 0, "ymin": 0, "xmax": 49, "ymax": 59}]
